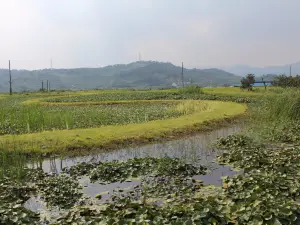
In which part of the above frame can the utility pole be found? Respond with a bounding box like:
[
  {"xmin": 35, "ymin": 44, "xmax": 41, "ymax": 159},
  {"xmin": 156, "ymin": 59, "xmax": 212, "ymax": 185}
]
[
  {"xmin": 50, "ymin": 58, "xmax": 52, "ymax": 91},
  {"xmin": 290, "ymin": 65, "xmax": 292, "ymax": 76},
  {"xmin": 9, "ymin": 60, "xmax": 12, "ymax": 95},
  {"xmin": 262, "ymin": 76, "xmax": 266, "ymax": 91},
  {"xmin": 41, "ymin": 81, "xmax": 44, "ymax": 91},
  {"xmin": 181, "ymin": 62, "xmax": 184, "ymax": 88}
]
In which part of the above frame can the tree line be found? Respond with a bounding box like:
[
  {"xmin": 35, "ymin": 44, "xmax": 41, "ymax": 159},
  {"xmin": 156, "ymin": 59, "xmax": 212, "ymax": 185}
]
[
  {"xmin": 240, "ymin": 74, "xmax": 300, "ymax": 90},
  {"xmin": 271, "ymin": 75, "xmax": 300, "ymax": 87}
]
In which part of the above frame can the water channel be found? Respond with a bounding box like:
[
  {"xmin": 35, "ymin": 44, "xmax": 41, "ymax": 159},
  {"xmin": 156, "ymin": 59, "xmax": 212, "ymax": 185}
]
[{"xmin": 25, "ymin": 124, "xmax": 244, "ymax": 216}]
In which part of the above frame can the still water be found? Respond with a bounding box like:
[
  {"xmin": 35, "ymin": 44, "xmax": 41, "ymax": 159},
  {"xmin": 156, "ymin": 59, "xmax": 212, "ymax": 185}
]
[
  {"xmin": 25, "ymin": 124, "xmax": 243, "ymax": 215},
  {"xmin": 37, "ymin": 124, "xmax": 242, "ymax": 184}
]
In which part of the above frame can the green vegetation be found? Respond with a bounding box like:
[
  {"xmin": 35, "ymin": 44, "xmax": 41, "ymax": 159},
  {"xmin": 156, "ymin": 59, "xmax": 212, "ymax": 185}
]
[
  {"xmin": 203, "ymin": 86, "xmax": 278, "ymax": 97},
  {"xmin": 0, "ymin": 158, "xmax": 208, "ymax": 224},
  {"xmin": 43, "ymin": 88, "xmax": 249, "ymax": 103},
  {"xmin": 178, "ymin": 85, "xmax": 204, "ymax": 94},
  {"xmin": 240, "ymin": 74, "xmax": 255, "ymax": 90},
  {"xmin": 272, "ymin": 75, "xmax": 300, "ymax": 87},
  {"xmin": 0, "ymin": 99, "xmax": 246, "ymax": 154},
  {"xmin": 0, "ymin": 87, "xmax": 248, "ymax": 155},
  {"xmin": 39, "ymin": 88, "xmax": 256, "ymax": 104},
  {"xmin": 214, "ymin": 133, "xmax": 300, "ymax": 224},
  {"xmin": 0, "ymin": 100, "xmax": 182, "ymax": 135},
  {"xmin": 248, "ymin": 88, "xmax": 300, "ymax": 144},
  {"xmin": 45, "ymin": 90, "xmax": 179, "ymax": 102},
  {"xmin": 2, "ymin": 142, "xmax": 298, "ymax": 224},
  {"xmin": 2, "ymin": 87, "xmax": 300, "ymax": 224},
  {"xmin": 88, "ymin": 157, "xmax": 206, "ymax": 183}
]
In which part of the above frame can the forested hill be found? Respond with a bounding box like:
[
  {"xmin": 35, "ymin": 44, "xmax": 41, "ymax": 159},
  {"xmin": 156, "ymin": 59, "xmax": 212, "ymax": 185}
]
[{"xmin": 0, "ymin": 61, "xmax": 240, "ymax": 92}]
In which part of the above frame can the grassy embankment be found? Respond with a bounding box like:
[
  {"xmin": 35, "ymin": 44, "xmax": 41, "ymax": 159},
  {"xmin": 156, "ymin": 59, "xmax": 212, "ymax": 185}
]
[
  {"xmin": 1, "ymin": 86, "xmax": 287, "ymax": 155},
  {"xmin": 0, "ymin": 99, "xmax": 246, "ymax": 155},
  {"xmin": 0, "ymin": 88, "xmax": 254, "ymax": 155}
]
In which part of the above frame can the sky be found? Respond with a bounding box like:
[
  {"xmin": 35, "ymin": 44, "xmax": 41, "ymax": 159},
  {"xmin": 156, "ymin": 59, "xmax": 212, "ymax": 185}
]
[{"xmin": 0, "ymin": 0, "xmax": 300, "ymax": 69}]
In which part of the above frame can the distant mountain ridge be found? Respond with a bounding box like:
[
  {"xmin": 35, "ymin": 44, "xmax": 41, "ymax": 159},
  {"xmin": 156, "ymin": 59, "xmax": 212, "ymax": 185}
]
[
  {"xmin": 224, "ymin": 62, "xmax": 300, "ymax": 77},
  {"xmin": 0, "ymin": 61, "xmax": 241, "ymax": 92}
]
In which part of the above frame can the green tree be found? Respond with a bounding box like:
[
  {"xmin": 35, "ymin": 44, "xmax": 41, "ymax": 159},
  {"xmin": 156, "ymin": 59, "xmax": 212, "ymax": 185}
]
[{"xmin": 241, "ymin": 74, "xmax": 255, "ymax": 91}]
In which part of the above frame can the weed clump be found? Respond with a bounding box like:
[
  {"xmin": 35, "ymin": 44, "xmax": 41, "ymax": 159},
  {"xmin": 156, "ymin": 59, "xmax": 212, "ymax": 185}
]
[
  {"xmin": 214, "ymin": 134, "xmax": 254, "ymax": 150},
  {"xmin": 62, "ymin": 157, "xmax": 207, "ymax": 183},
  {"xmin": 178, "ymin": 85, "xmax": 204, "ymax": 94},
  {"xmin": 174, "ymin": 100, "xmax": 209, "ymax": 115}
]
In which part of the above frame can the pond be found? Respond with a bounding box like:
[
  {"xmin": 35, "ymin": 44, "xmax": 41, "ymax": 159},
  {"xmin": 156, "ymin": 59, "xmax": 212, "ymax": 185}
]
[
  {"xmin": 11, "ymin": 124, "xmax": 246, "ymax": 223},
  {"xmin": 27, "ymin": 124, "xmax": 243, "ymax": 203}
]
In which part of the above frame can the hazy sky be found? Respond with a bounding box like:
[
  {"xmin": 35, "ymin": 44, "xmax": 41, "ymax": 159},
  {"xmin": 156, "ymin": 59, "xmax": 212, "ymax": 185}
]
[{"xmin": 0, "ymin": 0, "xmax": 300, "ymax": 69}]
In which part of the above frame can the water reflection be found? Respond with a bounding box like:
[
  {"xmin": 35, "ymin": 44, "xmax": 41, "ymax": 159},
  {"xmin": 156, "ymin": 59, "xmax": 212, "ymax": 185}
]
[
  {"xmin": 31, "ymin": 124, "xmax": 243, "ymax": 186},
  {"xmin": 25, "ymin": 125, "xmax": 244, "ymax": 214}
]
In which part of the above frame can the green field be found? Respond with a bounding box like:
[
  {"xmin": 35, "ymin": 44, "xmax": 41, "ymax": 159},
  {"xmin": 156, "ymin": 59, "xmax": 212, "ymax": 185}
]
[
  {"xmin": 0, "ymin": 98, "xmax": 246, "ymax": 154},
  {"xmin": 0, "ymin": 88, "xmax": 247, "ymax": 154},
  {"xmin": 203, "ymin": 86, "xmax": 284, "ymax": 96},
  {"xmin": 1, "ymin": 87, "xmax": 300, "ymax": 224},
  {"xmin": 0, "ymin": 100, "xmax": 184, "ymax": 135}
]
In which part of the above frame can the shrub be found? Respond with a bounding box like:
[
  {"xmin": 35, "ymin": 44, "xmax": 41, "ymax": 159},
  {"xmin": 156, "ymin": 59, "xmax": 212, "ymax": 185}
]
[{"xmin": 178, "ymin": 85, "xmax": 204, "ymax": 94}]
